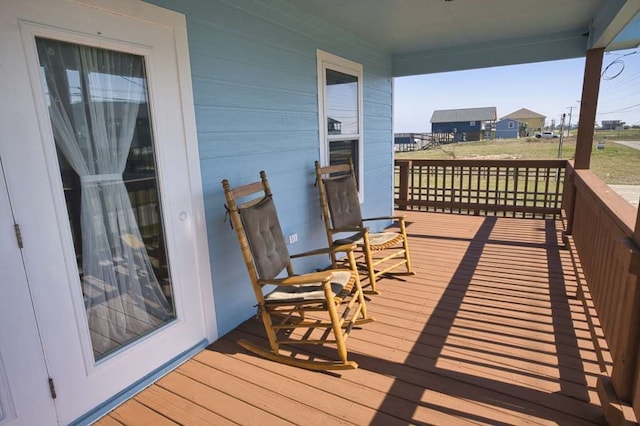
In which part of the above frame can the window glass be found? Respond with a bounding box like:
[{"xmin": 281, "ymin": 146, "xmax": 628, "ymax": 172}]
[
  {"xmin": 329, "ymin": 139, "xmax": 358, "ymax": 182},
  {"xmin": 326, "ymin": 69, "xmax": 358, "ymax": 135}
]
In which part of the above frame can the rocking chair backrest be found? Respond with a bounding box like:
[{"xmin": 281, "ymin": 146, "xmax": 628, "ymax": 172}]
[
  {"xmin": 238, "ymin": 195, "xmax": 290, "ymax": 280},
  {"xmin": 222, "ymin": 171, "xmax": 292, "ymax": 296},
  {"xmin": 323, "ymin": 174, "xmax": 362, "ymax": 230}
]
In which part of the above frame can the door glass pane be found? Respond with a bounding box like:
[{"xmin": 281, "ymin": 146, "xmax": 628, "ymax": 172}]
[
  {"xmin": 36, "ymin": 38, "xmax": 175, "ymax": 361},
  {"xmin": 326, "ymin": 69, "xmax": 358, "ymax": 135}
]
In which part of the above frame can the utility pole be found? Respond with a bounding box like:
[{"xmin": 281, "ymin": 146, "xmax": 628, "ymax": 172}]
[
  {"xmin": 557, "ymin": 113, "xmax": 566, "ymax": 159},
  {"xmin": 556, "ymin": 113, "xmax": 566, "ymax": 181},
  {"xmin": 566, "ymin": 105, "xmax": 575, "ymax": 136}
]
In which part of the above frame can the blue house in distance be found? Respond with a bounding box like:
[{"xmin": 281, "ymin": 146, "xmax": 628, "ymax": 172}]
[
  {"xmin": 430, "ymin": 107, "xmax": 497, "ymax": 142},
  {"xmin": 495, "ymin": 118, "xmax": 521, "ymax": 139}
]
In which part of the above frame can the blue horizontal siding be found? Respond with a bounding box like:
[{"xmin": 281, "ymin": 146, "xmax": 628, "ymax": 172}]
[
  {"xmin": 194, "ymin": 107, "xmax": 318, "ymax": 133},
  {"xmin": 432, "ymin": 121, "xmax": 482, "ymax": 133},
  {"xmin": 150, "ymin": 0, "xmax": 393, "ymax": 336},
  {"xmin": 495, "ymin": 119, "xmax": 519, "ymax": 138},
  {"xmin": 197, "ymin": 130, "xmax": 319, "ymax": 159}
]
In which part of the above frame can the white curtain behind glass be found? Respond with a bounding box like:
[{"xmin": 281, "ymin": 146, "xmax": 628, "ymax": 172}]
[{"xmin": 37, "ymin": 39, "xmax": 172, "ymax": 357}]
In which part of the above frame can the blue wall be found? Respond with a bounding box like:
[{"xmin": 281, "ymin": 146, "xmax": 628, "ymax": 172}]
[
  {"xmin": 495, "ymin": 119, "xmax": 519, "ymax": 139},
  {"xmin": 431, "ymin": 121, "xmax": 482, "ymax": 134},
  {"xmin": 149, "ymin": 0, "xmax": 394, "ymax": 336}
]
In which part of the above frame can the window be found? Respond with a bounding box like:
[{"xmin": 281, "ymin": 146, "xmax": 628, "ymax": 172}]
[
  {"xmin": 508, "ymin": 121, "xmax": 515, "ymax": 128},
  {"xmin": 317, "ymin": 50, "xmax": 363, "ymax": 194},
  {"xmin": 469, "ymin": 121, "xmax": 476, "ymax": 126}
]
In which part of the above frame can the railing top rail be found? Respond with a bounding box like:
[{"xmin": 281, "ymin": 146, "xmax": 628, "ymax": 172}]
[
  {"xmin": 395, "ymin": 158, "xmax": 568, "ymax": 168},
  {"xmin": 570, "ymin": 164, "xmax": 637, "ymax": 238}
]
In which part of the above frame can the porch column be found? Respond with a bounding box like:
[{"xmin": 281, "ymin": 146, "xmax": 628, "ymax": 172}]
[
  {"xmin": 574, "ymin": 48, "xmax": 604, "ymax": 170},
  {"xmin": 635, "ymin": 204, "xmax": 640, "ymax": 247},
  {"xmin": 397, "ymin": 160, "xmax": 410, "ymax": 210}
]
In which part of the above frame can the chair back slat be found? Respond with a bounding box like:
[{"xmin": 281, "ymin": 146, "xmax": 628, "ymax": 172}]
[
  {"xmin": 232, "ymin": 181, "xmax": 270, "ymax": 199},
  {"xmin": 319, "ymin": 164, "xmax": 350, "ymax": 175}
]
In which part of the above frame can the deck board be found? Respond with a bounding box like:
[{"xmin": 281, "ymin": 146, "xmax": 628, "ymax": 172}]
[
  {"xmin": 100, "ymin": 212, "xmax": 608, "ymax": 425},
  {"xmin": 134, "ymin": 386, "xmax": 235, "ymax": 425}
]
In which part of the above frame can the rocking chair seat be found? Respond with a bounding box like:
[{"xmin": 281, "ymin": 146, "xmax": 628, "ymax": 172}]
[{"xmin": 264, "ymin": 270, "xmax": 352, "ymax": 303}]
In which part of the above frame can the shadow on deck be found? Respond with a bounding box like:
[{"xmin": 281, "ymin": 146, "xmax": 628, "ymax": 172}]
[{"xmin": 98, "ymin": 211, "xmax": 609, "ymax": 425}]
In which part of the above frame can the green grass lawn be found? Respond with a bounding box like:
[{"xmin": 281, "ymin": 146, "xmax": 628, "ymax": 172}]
[
  {"xmin": 396, "ymin": 135, "xmax": 640, "ymax": 185},
  {"xmin": 595, "ymin": 128, "xmax": 640, "ymax": 141}
]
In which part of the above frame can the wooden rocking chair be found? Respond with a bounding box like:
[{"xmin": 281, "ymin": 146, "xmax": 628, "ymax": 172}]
[
  {"xmin": 222, "ymin": 171, "xmax": 373, "ymax": 370},
  {"xmin": 314, "ymin": 160, "xmax": 414, "ymax": 294}
]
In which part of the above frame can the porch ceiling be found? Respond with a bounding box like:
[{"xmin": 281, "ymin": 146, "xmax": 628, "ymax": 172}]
[{"xmin": 284, "ymin": 0, "xmax": 640, "ymax": 76}]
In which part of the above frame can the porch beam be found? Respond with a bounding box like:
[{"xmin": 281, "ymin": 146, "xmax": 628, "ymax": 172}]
[
  {"xmin": 574, "ymin": 48, "xmax": 604, "ymax": 170},
  {"xmin": 392, "ymin": 30, "xmax": 588, "ymax": 77},
  {"xmin": 588, "ymin": 0, "xmax": 640, "ymax": 50}
]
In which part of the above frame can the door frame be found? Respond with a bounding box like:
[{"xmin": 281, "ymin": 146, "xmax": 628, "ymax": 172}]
[
  {"xmin": 0, "ymin": 0, "xmax": 216, "ymax": 423},
  {"xmin": 0, "ymin": 156, "xmax": 58, "ymax": 426}
]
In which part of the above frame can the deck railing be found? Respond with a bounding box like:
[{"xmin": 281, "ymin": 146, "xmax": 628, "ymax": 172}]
[
  {"xmin": 394, "ymin": 159, "xmax": 566, "ymax": 219},
  {"xmin": 563, "ymin": 163, "xmax": 640, "ymax": 423},
  {"xmin": 393, "ymin": 157, "xmax": 640, "ymax": 422}
]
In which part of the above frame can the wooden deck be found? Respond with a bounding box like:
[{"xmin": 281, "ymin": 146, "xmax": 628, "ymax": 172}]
[{"xmin": 97, "ymin": 211, "xmax": 609, "ymax": 425}]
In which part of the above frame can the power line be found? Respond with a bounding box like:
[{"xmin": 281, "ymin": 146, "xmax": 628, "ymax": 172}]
[
  {"xmin": 598, "ymin": 103, "xmax": 640, "ymax": 115},
  {"xmin": 602, "ymin": 51, "xmax": 639, "ymax": 80},
  {"xmin": 599, "ymin": 89, "xmax": 640, "ymax": 105}
]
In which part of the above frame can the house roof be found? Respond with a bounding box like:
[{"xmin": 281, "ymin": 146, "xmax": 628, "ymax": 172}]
[
  {"xmin": 501, "ymin": 108, "xmax": 547, "ymax": 120},
  {"xmin": 431, "ymin": 107, "xmax": 497, "ymax": 123},
  {"xmin": 284, "ymin": 0, "xmax": 640, "ymax": 77}
]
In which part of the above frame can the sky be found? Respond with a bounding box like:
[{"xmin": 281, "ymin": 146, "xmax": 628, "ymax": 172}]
[{"xmin": 393, "ymin": 48, "xmax": 640, "ymax": 133}]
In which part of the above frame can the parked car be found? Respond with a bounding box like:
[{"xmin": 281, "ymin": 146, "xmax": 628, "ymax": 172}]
[{"xmin": 535, "ymin": 131, "xmax": 559, "ymax": 139}]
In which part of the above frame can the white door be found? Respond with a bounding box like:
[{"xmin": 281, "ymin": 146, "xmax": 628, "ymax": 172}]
[
  {"xmin": 0, "ymin": 158, "xmax": 58, "ymax": 425},
  {"xmin": 0, "ymin": 1, "xmax": 215, "ymax": 424}
]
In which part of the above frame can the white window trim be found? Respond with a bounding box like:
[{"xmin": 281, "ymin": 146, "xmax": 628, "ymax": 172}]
[{"xmin": 317, "ymin": 49, "xmax": 364, "ymax": 199}]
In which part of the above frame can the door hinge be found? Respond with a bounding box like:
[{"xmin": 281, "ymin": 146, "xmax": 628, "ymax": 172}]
[
  {"xmin": 48, "ymin": 377, "xmax": 57, "ymax": 399},
  {"xmin": 14, "ymin": 223, "xmax": 23, "ymax": 248}
]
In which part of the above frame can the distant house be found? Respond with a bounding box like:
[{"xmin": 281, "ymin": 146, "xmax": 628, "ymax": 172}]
[
  {"xmin": 393, "ymin": 133, "xmax": 415, "ymax": 150},
  {"xmin": 328, "ymin": 117, "xmax": 342, "ymax": 135},
  {"xmin": 430, "ymin": 107, "xmax": 497, "ymax": 142},
  {"xmin": 501, "ymin": 108, "xmax": 546, "ymax": 135},
  {"xmin": 601, "ymin": 120, "xmax": 624, "ymax": 130},
  {"xmin": 495, "ymin": 118, "xmax": 522, "ymax": 139}
]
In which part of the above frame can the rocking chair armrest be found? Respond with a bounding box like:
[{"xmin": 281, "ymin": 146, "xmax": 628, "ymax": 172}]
[
  {"xmin": 258, "ymin": 271, "xmax": 333, "ymax": 286},
  {"xmin": 362, "ymin": 214, "xmax": 406, "ymax": 222},
  {"xmin": 290, "ymin": 243, "xmax": 357, "ymax": 259},
  {"xmin": 331, "ymin": 242, "xmax": 358, "ymax": 253},
  {"xmin": 331, "ymin": 226, "xmax": 366, "ymax": 234}
]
